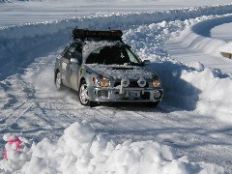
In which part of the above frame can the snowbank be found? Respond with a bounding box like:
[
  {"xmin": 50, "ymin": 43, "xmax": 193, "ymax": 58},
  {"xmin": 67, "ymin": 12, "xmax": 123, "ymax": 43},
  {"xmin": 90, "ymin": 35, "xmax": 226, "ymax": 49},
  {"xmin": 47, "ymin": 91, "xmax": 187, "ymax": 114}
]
[
  {"xmin": 181, "ymin": 67, "xmax": 232, "ymax": 122},
  {"xmin": 169, "ymin": 24, "xmax": 224, "ymax": 57},
  {"xmin": 159, "ymin": 14, "xmax": 232, "ymax": 121},
  {"xmin": 169, "ymin": 15, "xmax": 232, "ymax": 57},
  {"xmin": 0, "ymin": 122, "xmax": 225, "ymax": 174},
  {"xmin": 148, "ymin": 59, "xmax": 232, "ymax": 122}
]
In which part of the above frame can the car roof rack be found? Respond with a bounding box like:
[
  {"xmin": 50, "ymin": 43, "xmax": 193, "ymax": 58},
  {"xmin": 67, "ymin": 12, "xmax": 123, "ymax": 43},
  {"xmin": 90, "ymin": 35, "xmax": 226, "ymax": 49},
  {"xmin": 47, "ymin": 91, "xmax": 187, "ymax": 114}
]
[{"xmin": 72, "ymin": 28, "xmax": 123, "ymax": 41}]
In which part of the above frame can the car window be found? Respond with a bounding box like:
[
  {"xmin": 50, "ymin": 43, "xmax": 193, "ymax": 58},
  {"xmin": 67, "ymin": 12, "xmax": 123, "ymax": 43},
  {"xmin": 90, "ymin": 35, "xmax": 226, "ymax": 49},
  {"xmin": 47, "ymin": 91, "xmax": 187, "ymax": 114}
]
[
  {"xmin": 61, "ymin": 47, "xmax": 69, "ymax": 57},
  {"xmin": 64, "ymin": 43, "xmax": 82, "ymax": 62}
]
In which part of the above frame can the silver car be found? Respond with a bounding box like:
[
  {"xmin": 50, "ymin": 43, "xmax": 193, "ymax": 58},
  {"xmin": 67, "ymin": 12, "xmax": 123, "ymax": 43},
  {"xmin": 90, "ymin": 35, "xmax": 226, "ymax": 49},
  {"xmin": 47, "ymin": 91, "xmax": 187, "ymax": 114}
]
[{"xmin": 54, "ymin": 29, "xmax": 163, "ymax": 106}]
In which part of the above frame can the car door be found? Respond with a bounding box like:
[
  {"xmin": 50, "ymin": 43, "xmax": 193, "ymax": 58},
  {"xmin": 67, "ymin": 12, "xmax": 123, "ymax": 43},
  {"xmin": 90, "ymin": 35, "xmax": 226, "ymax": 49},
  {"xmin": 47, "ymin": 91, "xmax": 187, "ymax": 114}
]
[
  {"xmin": 62, "ymin": 43, "xmax": 82, "ymax": 90},
  {"xmin": 68, "ymin": 43, "xmax": 82, "ymax": 90},
  {"xmin": 60, "ymin": 47, "xmax": 71, "ymax": 87}
]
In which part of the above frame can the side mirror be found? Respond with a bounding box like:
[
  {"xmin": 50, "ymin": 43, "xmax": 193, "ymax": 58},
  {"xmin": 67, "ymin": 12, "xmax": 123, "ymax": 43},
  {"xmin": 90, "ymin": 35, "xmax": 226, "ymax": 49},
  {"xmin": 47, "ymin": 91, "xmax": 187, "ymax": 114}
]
[
  {"xmin": 70, "ymin": 58, "xmax": 79, "ymax": 64},
  {"xmin": 143, "ymin": 60, "xmax": 151, "ymax": 65}
]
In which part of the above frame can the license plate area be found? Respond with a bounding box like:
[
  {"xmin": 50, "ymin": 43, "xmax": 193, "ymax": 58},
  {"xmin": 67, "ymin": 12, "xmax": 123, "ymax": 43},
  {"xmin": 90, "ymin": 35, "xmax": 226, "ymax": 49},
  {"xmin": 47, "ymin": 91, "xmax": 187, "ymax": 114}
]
[{"xmin": 128, "ymin": 91, "xmax": 141, "ymax": 99}]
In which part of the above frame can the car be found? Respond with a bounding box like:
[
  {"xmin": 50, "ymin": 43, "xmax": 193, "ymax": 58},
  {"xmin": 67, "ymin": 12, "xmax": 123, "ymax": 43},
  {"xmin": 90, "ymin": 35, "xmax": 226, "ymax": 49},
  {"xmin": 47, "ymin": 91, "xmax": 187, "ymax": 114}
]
[{"xmin": 54, "ymin": 29, "xmax": 164, "ymax": 106}]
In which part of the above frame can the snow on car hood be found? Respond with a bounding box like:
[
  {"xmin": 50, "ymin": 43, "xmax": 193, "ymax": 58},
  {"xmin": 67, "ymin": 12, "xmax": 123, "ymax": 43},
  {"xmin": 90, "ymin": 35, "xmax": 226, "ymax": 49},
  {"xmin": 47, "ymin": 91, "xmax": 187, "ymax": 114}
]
[{"xmin": 85, "ymin": 64, "xmax": 154, "ymax": 80}]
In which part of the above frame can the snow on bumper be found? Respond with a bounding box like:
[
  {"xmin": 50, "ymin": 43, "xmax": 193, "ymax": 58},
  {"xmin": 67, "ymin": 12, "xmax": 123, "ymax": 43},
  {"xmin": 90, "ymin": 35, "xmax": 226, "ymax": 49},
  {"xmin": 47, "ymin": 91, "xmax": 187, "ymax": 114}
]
[{"xmin": 88, "ymin": 86, "xmax": 163, "ymax": 103}]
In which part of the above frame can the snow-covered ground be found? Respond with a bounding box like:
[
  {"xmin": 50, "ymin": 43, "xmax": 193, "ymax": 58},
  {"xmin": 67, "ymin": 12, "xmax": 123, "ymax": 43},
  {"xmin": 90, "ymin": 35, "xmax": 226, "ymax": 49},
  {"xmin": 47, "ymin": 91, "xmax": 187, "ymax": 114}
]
[{"xmin": 1, "ymin": 1, "xmax": 232, "ymax": 174}]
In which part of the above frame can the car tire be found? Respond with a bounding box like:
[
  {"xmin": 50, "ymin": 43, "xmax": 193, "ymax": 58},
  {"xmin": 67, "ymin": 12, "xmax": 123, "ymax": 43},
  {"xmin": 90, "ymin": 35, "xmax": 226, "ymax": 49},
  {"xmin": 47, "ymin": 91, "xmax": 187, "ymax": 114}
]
[
  {"xmin": 78, "ymin": 81, "xmax": 93, "ymax": 106},
  {"xmin": 55, "ymin": 71, "xmax": 63, "ymax": 90}
]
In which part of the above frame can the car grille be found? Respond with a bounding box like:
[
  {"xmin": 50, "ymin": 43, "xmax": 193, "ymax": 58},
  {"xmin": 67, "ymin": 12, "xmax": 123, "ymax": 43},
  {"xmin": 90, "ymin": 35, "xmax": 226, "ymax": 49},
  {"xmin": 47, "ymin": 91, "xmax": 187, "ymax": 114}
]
[
  {"xmin": 141, "ymin": 92, "xmax": 150, "ymax": 100},
  {"xmin": 114, "ymin": 81, "xmax": 121, "ymax": 87},
  {"xmin": 129, "ymin": 81, "xmax": 149, "ymax": 88},
  {"xmin": 114, "ymin": 80, "xmax": 149, "ymax": 88}
]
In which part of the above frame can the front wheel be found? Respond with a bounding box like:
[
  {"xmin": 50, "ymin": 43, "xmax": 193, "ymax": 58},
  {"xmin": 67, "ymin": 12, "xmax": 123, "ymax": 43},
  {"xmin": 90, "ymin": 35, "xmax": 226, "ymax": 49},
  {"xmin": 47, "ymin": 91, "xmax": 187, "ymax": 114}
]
[{"xmin": 78, "ymin": 82, "xmax": 91, "ymax": 106}]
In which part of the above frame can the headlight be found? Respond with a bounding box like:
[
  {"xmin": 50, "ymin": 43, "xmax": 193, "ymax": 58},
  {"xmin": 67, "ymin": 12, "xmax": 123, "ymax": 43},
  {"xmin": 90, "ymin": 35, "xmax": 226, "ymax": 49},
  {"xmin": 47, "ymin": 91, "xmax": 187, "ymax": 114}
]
[
  {"xmin": 98, "ymin": 78, "xmax": 110, "ymax": 87},
  {"xmin": 92, "ymin": 76, "xmax": 110, "ymax": 87},
  {"xmin": 152, "ymin": 79, "xmax": 161, "ymax": 88}
]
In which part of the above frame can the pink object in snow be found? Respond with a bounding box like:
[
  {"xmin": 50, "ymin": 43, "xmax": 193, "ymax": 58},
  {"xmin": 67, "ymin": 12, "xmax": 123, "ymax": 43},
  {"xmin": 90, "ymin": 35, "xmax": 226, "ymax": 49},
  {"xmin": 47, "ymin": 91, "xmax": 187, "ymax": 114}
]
[{"xmin": 3, "ymin": 136, "xmax": 22, "ymax": 160}]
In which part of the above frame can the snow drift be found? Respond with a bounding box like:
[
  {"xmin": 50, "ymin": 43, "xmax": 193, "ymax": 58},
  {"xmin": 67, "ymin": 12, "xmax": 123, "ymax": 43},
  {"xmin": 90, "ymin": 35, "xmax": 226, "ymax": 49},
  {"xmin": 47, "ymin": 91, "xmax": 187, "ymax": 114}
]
[
  {"xmin": 0, "ymin": 122, "xmax": 225, "ymax": 174},
  {"xmin": 148, "ymin": 59, "xmax": 232, "ymax": 121},
  {"xmin": 169, "ymin": 15, "xmax": 232, "ymax": 57},
  {"xmin": 181, "ymin": 67, "xmax": 232, "ymax": 121},
  {"xmin": 159, "ymin": 14, "xmax": 232, "ymax": 121}
]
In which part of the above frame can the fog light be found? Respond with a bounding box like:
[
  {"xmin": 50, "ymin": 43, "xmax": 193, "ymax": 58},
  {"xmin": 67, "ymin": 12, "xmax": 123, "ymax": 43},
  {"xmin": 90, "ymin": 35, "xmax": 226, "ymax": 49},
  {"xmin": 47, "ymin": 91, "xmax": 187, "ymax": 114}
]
[
  {"xmin": 152, "ymin": 80, "xmax": 161, "ymax": 88},
  {"xmin": 137, "ymin": 77, "xmax": 146, "ymax": 88},
  {"xmin": 121, "ymin": 78, "xmax": 130, "ymax": 88}
]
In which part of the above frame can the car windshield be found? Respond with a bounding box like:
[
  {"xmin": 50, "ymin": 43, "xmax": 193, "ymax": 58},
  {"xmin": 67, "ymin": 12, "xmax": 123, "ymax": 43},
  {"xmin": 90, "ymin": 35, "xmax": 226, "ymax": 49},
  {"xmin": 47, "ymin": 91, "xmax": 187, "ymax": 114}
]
[{"xmin": 85, "ymin": 46, "xmax": 142, "ymax": 65}]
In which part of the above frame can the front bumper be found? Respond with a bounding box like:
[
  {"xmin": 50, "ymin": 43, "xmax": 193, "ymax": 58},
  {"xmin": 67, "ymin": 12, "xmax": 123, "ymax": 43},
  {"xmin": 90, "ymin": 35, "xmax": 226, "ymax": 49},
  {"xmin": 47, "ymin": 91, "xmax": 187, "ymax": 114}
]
[{"xmin": 88, "ymin": 86, "xmax": 163, "ymax": 103}]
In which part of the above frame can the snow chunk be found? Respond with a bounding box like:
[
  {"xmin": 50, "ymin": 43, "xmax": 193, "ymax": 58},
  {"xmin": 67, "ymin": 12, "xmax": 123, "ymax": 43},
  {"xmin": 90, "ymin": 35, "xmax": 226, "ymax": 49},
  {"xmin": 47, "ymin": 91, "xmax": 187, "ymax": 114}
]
[{"xmin": 0, "ymin": 122, "xmax": 224, "ymax": 174}]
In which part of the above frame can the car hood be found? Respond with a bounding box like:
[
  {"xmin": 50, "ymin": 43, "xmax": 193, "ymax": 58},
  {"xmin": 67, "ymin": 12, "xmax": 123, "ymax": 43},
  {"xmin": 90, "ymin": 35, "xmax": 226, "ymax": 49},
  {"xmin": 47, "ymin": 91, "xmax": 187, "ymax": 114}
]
[{"xmin": 85, "ymin": 64, "xmax": 155, "ymax": 80}]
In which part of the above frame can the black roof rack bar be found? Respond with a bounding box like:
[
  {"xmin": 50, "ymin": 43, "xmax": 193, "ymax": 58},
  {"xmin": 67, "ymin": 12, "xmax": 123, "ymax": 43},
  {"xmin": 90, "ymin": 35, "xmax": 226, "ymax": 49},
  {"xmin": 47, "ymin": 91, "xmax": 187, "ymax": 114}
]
[{"xmin": 72, "ymin": 29, "xmax": 123, "ymax": 40}]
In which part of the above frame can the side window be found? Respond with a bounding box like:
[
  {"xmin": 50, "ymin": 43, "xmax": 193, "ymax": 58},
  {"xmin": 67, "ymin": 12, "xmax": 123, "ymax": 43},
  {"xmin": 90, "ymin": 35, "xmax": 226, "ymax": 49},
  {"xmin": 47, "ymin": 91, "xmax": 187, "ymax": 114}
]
[
  {"xmin": 64, "ymin": 45, "xmax": 75, "ymax": 59},
  {"xmin": 64, "ymin": 43, "xmax": 82, "ymax": 62},
  {"xmin": 61, "ymin": 47, "xmax": 69, "ymax": 57}
]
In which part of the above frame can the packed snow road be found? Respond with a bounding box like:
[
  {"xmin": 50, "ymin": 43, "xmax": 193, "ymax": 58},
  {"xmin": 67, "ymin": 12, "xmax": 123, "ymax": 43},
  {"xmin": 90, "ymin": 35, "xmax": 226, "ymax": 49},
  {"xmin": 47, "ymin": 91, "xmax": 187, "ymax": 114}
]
[{"xmin": 1, "ymin": 4, "xmax": 232, "ymax": 174}]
